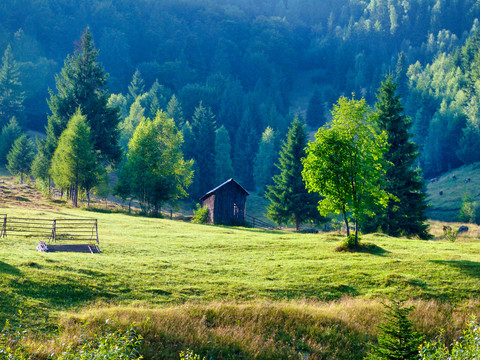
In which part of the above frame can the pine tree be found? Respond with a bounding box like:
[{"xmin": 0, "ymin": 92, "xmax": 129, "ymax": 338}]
[
  {"xmin": 253, "ymin": 126, "xmax": 278, "ymax": 193},
  {"xmin": 119, "ymin": 99, "xmax": 145, "ymax": 152},
  {"xmin": 191, "ymin": 102, "xmax": 216, "ymax": 197},
  {"xmin": 266, "ymin": 118, "xmax": 324, "ymax": 230},
  {"xmin": 214, "ymin": 125, "xmax": 234, "ymax": 184},
  {"xmin": 0, "ymin": 45, "xmax": 24, "ymax": 128},
  {"xmin": 6, "ymin": 134, "xmax": 35, "ymax": 184},
  {"xmin": 50, "ymin": 110, "xmax": 99, "ymax": 207},
  {"xmin": 45, "ymin": 28, "xmax": 121, "ymax": 166},
  {"xmin": 366, "ymin": 300, "xmax": 423, "ymax": 360},
  {"xmin": 365, "ymin": 76, "xmax": 429, "ymax": 238},
  {"xmin": 306, "ymin": 87, "xmax": 325, "ymax": 128},
  {"xmin": 0, "ymin": 117, "xmax": 22, "ymax": 165}
]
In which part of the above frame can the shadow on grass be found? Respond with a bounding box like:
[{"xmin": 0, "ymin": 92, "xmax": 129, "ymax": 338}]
[
  {"xmin": 430, "ymin": 260, "xmax": 480, "ymax": 279},
  {"xmin": 0, "ymin": 261, "xmax": 21, "ymax": 275}
]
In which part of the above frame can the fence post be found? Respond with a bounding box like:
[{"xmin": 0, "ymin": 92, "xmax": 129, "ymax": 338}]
[
  {"xmin": 1, "ymin": 215, "xmax": 6, "ymax": 238},
  {"xmin": 95, "ymin": 219, "xmax": 99, "ymax": 245},
  {"xmin": 50, "ymin": 220, "xmax": 56, "ymax": 242}
]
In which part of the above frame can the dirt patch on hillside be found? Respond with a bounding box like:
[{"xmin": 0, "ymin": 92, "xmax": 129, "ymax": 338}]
[{"xmin": 0, "ymin": 177, "xmax": 61, "ymax": 210}]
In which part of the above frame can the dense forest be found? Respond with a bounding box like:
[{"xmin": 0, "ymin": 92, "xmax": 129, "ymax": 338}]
[{"xmin": 2, "ymin": 0, "xmax": 480, "ymax": 194}]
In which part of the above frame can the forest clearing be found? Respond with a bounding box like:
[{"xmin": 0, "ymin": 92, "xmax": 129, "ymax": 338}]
[{"xmin": 0, "ymin": 178, "xmax": 480, "ymax": 359}]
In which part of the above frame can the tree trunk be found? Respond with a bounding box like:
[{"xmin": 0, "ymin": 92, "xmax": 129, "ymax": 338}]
[
  {"xmin": 295, "ymin": 218, "xmax": 300, "ymax": 231},
  {"xmin": 86, "ymin": 190, "xmax": 90, "ymax": 207},
  {"xmin": 354, "ymin": 217, "xmax": 358, "ymax": 246},
  {"xmin": 20, "ymin": 172, "xmax": 23, "ymax": 184},
  {"xmin": 342, "ymin": 209, "xmax": 350, "ymax": 237},
  {"xmin": 73, "ymin": 183, "xmax": 78, "ymax": 207}
]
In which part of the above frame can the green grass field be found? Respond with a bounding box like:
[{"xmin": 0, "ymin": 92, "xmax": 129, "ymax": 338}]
[
  {"xmin": 2, "ymin": 179, "xmax": 480, "ymax": 358},
  {"xmin": 427, "ymin": 162, "xmax": 480, "ymax": 221}
]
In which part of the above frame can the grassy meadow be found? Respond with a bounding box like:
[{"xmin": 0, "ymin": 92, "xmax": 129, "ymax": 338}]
[{"xmin": 1, "ymin": 179, "xmax": 480, "ymax": 358}]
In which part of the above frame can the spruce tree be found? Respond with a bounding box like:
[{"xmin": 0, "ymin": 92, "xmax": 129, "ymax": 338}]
[
  {"xmin": 233, "ymin": 109, "xmax": 257, "ymax": 190},
  {"xmin": 6, "ymin": 134, "xmax": 35, "ymax": 184},
  {"xmin": 0, "ymin": 117, "xmax": 22, "ymax": 165},
  {"xmin": 253, "ymin": 126, "xmax": 277, "ymax": 193},
  {"xmin": 45, "ymin": 27, "xmax": 121, "ymax": 166},
  {"xmin": 191, "ymin": 102, "xmax": 216, "ymax": 197},
  {"xmin": 0, "ymin": 45, "xmax": 24, "ymax": 128},
  {"xmin": 266, "ymin": 118, "xmax": 324, "ymax": 230},
  {"xmin": 127, "ymin": 69, "xmax": 145, "ymax": 102},
  {"xmin": 50, "ymin": 110, "xmax": 99, "ymax": 207},
  {"xmin": 366, "ymin": 300, "xmax": 423, "ymax": 360},
  {"xmin": 365, "ymin": 76, "xmax": 429, "ymax": 238},
  {"xmin": 306, "ymin": 87, "xmax": 325, "ymax": 128},
  {"xmin": 214, "ymin": 125, "xmax": 234, "ymax": 184},
  {"xmin": 167, "ymin": 94, "xmax": 184, "ymax": 128}
]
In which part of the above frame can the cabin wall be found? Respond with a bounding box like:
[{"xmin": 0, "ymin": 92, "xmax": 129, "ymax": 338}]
[
  {"xmin": 213, "ymin": 182, "xmax": 247, "ymax": 225},
  {"xmin": 202, "ymin": 195, "xmax": 215, "ymax": 224}
]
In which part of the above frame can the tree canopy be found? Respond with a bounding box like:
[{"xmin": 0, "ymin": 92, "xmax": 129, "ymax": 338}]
[{"xmin": 302, "ymin": 96, "xmax": 390, "ymax": 245}]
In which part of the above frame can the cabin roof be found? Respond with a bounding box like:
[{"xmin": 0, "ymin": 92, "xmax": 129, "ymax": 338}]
[{"xmin": 200, "ymin": 178, "xmax": 250, "ymax": 201}]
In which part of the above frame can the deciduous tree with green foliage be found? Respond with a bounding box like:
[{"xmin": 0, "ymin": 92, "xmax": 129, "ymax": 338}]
[
  {"xmin": 6, "ymin": 134, "xmax": 35, "ymax": 184},
  {"xmin": 364, "ymin": 77, "xmax": 429, "ymax": 239},
  {"xmin": 302, "ymin": 96, "xmax": 389, "ymax": 246},
  {"xmin": 0, "ymin": 45, "xmax": 24, "ymax": 128},
  {"xmin": 118, "ymin": 111, "xmax": 193, "ymax": 214},
  {"xmin": 44, "ymin": 28, "xmax": 121, "ymax": 166},
  {"xmin": 266, "ymin": 118, "xmax": 324, "ymax": 230},
  {"xmin": 50, "ymin": 110, "xmax": 99, "ymax": 207}
]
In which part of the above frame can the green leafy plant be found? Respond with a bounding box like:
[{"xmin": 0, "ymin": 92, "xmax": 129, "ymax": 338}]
[
  {"xmin": 443, "ymin": 227, "xmax": 458, "ymax": 242},
  {"xmin": 419, "ymin": 317, "xmax": 480, "ymax": 359},
  {"xmin": 191, "ymin": 204, "xmax": 209, "ymax": 224},
  {"xmin": 179, "ymin": 349, "xmax": 205, "ymax": 360}
]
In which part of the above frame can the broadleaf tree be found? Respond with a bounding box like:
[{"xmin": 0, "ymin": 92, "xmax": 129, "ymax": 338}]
[
  {"xmin": 302, "ymin": 96, "xmax": 390, "ymax": 246},
  {"xmin": 117, "ymin": 111, "xmax": 193, "ymax": 214},
  {"xmin": 50, "ymin": 110, "xmax": 99, "ymax": 207},
  {"xmin": 266, "ymin": 118, "xmax": 324, "ymax": 230}
]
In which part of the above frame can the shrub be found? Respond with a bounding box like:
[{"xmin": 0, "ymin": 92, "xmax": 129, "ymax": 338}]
[
  {"xmin": 459, "ymin": 192, "xmax": 480, "ymax": 224},
  {"xmin": 419, "ymin": 317, "xmax": 480, "ymax": 359},
  {"xmin": 179, "ymin": 349, "xmax": 205, "ymax": 360},
  {"xmin": 191, "ymin": 204, "xmax": 209, "ymax": 224}
]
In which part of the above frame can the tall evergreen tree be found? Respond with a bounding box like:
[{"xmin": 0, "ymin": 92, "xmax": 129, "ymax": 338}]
[
  {"xmin": 191, "ymin": 102, "xmax": 216, "ymax": 197},
  {"xmin": 306, "ymin": 87, "xmax": 325, "ymax": 128},
  {"xmin": 253, "ymin": 126, "xmax": 278, "ymax": 193},
  {"xmin": 266, "ymin": 118, "xmax": 324, "ymax": 230},
  {"xmin": 45, "ymin": 28, "xmax": 121, "ymax": 166},
  {"xmin": 214, "ymin": 125, "xmax": 234, "ymax": 184},
  {"xmin": 0, "ymin": 45, "xmax": 24, "ymax": 128},
  {"xmin": 50, "ymin": 110, "xmax": 99, "ymax": 207},
  {"xmin": 6, "ymin": 134, "xmax": 34, "ymax": 184},
  {"xmin": 233, "ymin": 109, "xmax": 257, "ymax": 190},
  {"xmin": 365, "ymin": 76, "xmax": 429, "ymax": 238},
  {"xmin": 0, "ymin": 117, "xmax": 22, "ymax": 165},
  {"xmin": 128, "ymin": 69, "xmax": 145, "ymax": 102},
  {"xmin": 167, "ymin": 94, "xmax": 184, "ymax": 128}
]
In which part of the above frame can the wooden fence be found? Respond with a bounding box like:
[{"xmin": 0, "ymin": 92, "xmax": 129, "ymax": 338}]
[
  {"xmin": 0, "ymin": 214, "xmax": 6, "ymax": 238},
  {"xmin": 0, "ymin": 215, "xmax": 98, "ymax": 244},
  {"xmin": 245, "ymin": 214, "xmax": 278, "ymax": 230}
]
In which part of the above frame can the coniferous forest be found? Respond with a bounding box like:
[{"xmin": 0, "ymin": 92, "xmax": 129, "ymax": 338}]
[{"xmin": 1, "ymin": 0, "xmax": 480, "ymax": 209}]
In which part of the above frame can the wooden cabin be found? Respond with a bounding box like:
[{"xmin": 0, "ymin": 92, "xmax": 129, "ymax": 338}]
[{"xmin": 200, "ymin": 179, "xmax": 249, "ymax": 225}]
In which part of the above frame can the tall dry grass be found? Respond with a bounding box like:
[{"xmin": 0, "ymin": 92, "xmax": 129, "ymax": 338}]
[{"xmin": 24, "ymin": 298, "xmax": 480, "ymax": 360}]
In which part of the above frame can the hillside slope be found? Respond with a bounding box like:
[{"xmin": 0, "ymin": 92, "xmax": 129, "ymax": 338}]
[{"xmin": 426, "ymin": 162, "xmax": 480, "ymax": 221}]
